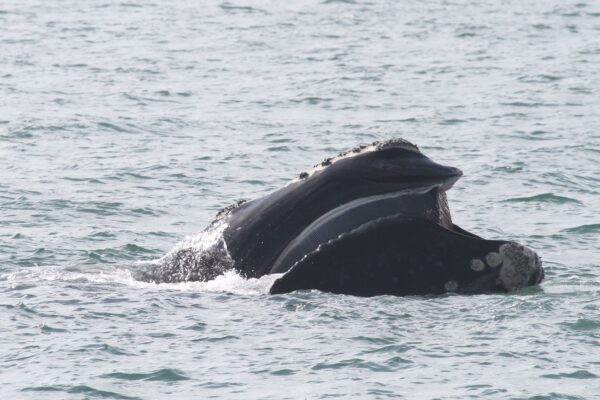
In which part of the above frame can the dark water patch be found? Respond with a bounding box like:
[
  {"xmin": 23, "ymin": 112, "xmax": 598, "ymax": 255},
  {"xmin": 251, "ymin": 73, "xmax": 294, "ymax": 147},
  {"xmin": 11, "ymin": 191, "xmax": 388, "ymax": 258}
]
[
  {"xmin": 503, "ymin": 193, "xmax": 582, "ymax": 205},
  {"xmin": 6, "ymin": 283, "xmax": 37, "ymax": 291},
  {"xmin": 10, "ymin": 250, "xmax": 58, "ymax": 267},
  {"xmin": 532, "ymin": 23, "xmax": 552, "ymax": 30},
  {"xmin": 182, "ymin": 322, "xmax": 207, "ymax": 331},
  {"xmin": 84, "ymin": 244, "xmax": 160, "ymax": 263},
  {"xmin": 84, "ymin": 311, "xmax": 129, "ymax": 319},
  {"xmin": 525, "ymin": 394, "xmax": 587, "ymax": 400},
  {"xmin": 98, "ymin": 344, "xmax": 133, "ymax": 356},
  {"xmin": 91, "ymin": 231, "xmax": 117, "ymax": 239},
  {"xmin": 561, "ymin": 224, "xmax": 600, "ymax": 234},
  {"xmin": 101, "ymin": 296, "xmax": 130, "ymax": 304},
  {"xmin": 191, "ymin": 335, "xmax": 239, "ymax": 342},
  {"xmin": 541, "ymin": 370, "xmax": 597, "ymax": 379},
  {"xmin": 168, "ymin": 172, "xmax": 188, "ymax": 178},
  {"xmin": 385, "ymin": 356, "xmax": 412, "ymax": 368},
  {"xmin": 438, "ymin": 119, "xmax": 466, "ymax": 125},
  {"xmin": 148, "ymin": 231, "xmax": 172, "ymax": 237},
  {"xmin": 98, "ymin": 122, "xmax": 129, "ymax": 133},
  {"xmin": 199, "ymin": 381, "xmax": 245, "ymax": 389},
  {"xmin": 219, "ymin": 2, "xmax": 268, "ymax": 14},
  {"xmin": 291, "ymin": 96, "xmax": 333, "ymax": 105},
  {"xmin": 502, "ymin": 101, "xmax": 558, "ymax": 108},
  {"xmin": 351, "ymin": 336, "xmax": 395, "ymax": 345},
  {"xmin": 119, "ymin": 2, "xmax": 146, "ymax": 8},
  {"xmin": 361, "ymin": 344, "xmax": 412, "ymax": 355},
  {"xmin": 270, "ymin": 369, "xmax": 296, "ymax": 376},
  {"xmin": 77, "ymin": 201, "xmax": 124, "ymax": 216},
  {"xmin": 312, "ymin": 358, "xmax": 393, "ymax": 372},
  {"xmin": 22, "ymin": 385, "xmax": 140, "ymax": 399},
  {"xmin": 40, "ymin": 324, "xmax": 67, "ymax": 333},
  {"xmin": 267, "ymin": 145, "xmax": 290, "ymax": 152},
  {"xmin": 131, "ymin": 207, "xmax": 163, "ymax": 216},
  {"xmin": 77, "ymin": 343, "xmax": 133, "ymax": 356},
  {"xmin": 518, "ymin": 75, "xmax": 563, "ymax": 83},
  {"xmin": 241, "ymin": 179, "xmax": 267, "ymax": 186},
  {"xmin": 569, "ymin": 86, "xmax": 592, "ymax": 94},
  {"xmin": 147, "ymin": 332, "xmax": 177, "ymax": 338},
  {"xmin": 323, "ymin": 0, "xmax": 357, "ymax": 4},
  {"xmin": 63, "ymin": 176, "xmax": 104, "ymax": 184},
  {"xmin": 561, "ymin": 319, "xmax": 600, "ymax": 331},
  {"xmin": 120, "ymin": 172, "xmax": 153, "ymax": 180},
  {"xmin": 102, "ymin": 368, "xmax": 190, "ymax": 382}
]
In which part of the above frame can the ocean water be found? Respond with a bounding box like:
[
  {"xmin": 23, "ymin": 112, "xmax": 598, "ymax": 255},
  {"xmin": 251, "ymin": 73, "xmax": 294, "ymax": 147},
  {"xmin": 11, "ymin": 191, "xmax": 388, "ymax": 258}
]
[{"xmin": 1, "ymin": 0, "xmax": 600, "ymax": 398}]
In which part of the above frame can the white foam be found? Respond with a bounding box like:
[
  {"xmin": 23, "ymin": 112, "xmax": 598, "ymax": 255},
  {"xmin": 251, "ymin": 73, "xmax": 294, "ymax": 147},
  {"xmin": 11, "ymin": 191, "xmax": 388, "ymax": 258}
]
[{"xmin": 2, "ymin": 265, "xmax": 282, "ymax": 296}]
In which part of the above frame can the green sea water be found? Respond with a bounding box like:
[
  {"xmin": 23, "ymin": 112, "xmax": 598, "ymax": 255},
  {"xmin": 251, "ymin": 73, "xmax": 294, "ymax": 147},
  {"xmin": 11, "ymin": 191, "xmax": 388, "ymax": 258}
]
[{"xmin": 1, "ymin": 0, "xmax": 600, "ymax": 398}]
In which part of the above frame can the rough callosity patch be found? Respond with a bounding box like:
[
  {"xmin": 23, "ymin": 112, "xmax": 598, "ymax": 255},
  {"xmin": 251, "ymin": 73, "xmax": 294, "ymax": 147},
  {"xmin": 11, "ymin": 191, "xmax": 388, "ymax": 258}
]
[
  {"xmin": 215, "ymin": 199, "xmax": 247, "ymax": 220},
  {"xmin": 497, "ymin": 243, "xmax": 542, "ymax": 289},
  {"xmin": 292, "ymin": 138, "xmax": 420, "ymax": 182}
]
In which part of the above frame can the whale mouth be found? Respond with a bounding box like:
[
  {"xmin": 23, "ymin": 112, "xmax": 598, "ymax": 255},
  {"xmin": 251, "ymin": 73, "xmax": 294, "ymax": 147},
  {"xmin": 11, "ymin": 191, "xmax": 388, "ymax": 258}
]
[
  {"xmin": 368, "ymin": 166, "xmax": 463, "ymax": 190},
  {"xmin": 269, "ymin": 184, "xmax": 453, "ymax": 274}
]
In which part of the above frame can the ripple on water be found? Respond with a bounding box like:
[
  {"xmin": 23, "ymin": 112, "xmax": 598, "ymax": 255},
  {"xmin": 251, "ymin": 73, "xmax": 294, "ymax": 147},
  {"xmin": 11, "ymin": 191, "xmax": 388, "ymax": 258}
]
[
  {"xmin": 21, "ymin": 385, "xmax": 140, "ymax": 400},
  {"xmin": 312, "ymin": 358, "xmax": 398, "ymax": 373},
  {"xmin": 2, "ymin": 0, "xmax": 600, "ymax": 398},
  {"xmin": 561, "ymin": 224, "xmax": 600, "ymax": 234},
  {"xmin": 503, "ymin": 193, "xmax": 583, "ymax": 205},
  {"xmin": 541, "ymin": 370, "xmax": 598, "ymax": 379},
  {"xmin": 561, "ymin": 319, "xmax": 600, "ymax": 331},
  {"xmin": 101, "ymin": 368, "xmax": 190, "ymax": 382}
]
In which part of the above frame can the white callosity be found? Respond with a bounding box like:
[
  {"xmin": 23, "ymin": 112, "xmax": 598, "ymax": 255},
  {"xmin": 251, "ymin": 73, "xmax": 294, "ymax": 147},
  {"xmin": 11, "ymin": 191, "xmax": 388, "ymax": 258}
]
[
  {"xmin": 445, "ymin": 280, "xmax": 459, "ymax": 292},
  {"xmin": 470, "ymin": 258, "xmax": 485, "ymax": 271},
  {"xmin": 485, "ymin": 252, "xmax": 502, "ymax": 268}
]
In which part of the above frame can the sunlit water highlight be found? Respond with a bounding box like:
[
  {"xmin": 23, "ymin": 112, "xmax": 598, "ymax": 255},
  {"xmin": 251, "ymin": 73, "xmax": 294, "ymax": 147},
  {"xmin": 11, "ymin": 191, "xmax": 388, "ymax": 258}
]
[{"xmin": 1, "ymin": 0, "xmax": 600, "ymax": 398}]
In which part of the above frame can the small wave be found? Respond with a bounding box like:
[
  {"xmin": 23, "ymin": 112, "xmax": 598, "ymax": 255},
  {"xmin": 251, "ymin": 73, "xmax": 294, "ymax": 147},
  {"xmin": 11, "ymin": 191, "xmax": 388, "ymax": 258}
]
[
  {"xmin": 541, "ymin": 370, "xmax": 598, "ymax": 380},
  {"xmin": 561, "ymin": 319, "xmax": 600, "ymax": 331},
  {"xmin": 21, "ymin": 385, "xmax": 139, "ymax": 400},
  {"xmin": 101, "ymin": 368, "xmax": 190, "ymax": 382},
  {"xmin": 562, "ymin": 224, "xmax": 600, "ymax": 234},
  {"xmin": 503, "ymin": 193, "xmax": 582, "ymax": 205}
]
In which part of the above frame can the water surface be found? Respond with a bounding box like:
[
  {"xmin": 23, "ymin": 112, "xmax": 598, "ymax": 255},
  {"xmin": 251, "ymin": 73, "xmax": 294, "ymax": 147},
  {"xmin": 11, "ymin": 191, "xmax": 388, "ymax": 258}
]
[{"xmin": 1, "ymin": 0, "xmax": 600, "ymax": 398}]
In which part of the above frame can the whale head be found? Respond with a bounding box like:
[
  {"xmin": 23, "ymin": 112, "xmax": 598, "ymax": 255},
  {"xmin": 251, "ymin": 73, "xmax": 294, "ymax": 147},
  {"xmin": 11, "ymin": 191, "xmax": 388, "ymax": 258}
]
[{"xmin": 300, "ymin": 139, "xmax": 463, "ymax": 196}]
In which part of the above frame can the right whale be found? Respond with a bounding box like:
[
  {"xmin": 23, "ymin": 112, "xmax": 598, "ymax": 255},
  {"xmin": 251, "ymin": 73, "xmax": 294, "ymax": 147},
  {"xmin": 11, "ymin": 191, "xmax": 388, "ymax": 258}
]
[{"xmin": 142, "ymin": 138, "xmax": 544, "ymax": 297}]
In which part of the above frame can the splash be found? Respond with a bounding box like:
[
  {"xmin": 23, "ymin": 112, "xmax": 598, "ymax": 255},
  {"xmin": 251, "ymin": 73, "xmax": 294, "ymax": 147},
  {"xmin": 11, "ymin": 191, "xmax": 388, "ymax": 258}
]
[
  {"xmin": 160, "ymin": 220, "xmax": 230, "ymax": 257},
  {"xmin": 1, "ymin": 265, "xmax": 280, "ymax": 296},
  {"xmin": 136, "ymin": 220, "xmax": 235, "ymax": 283}
]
